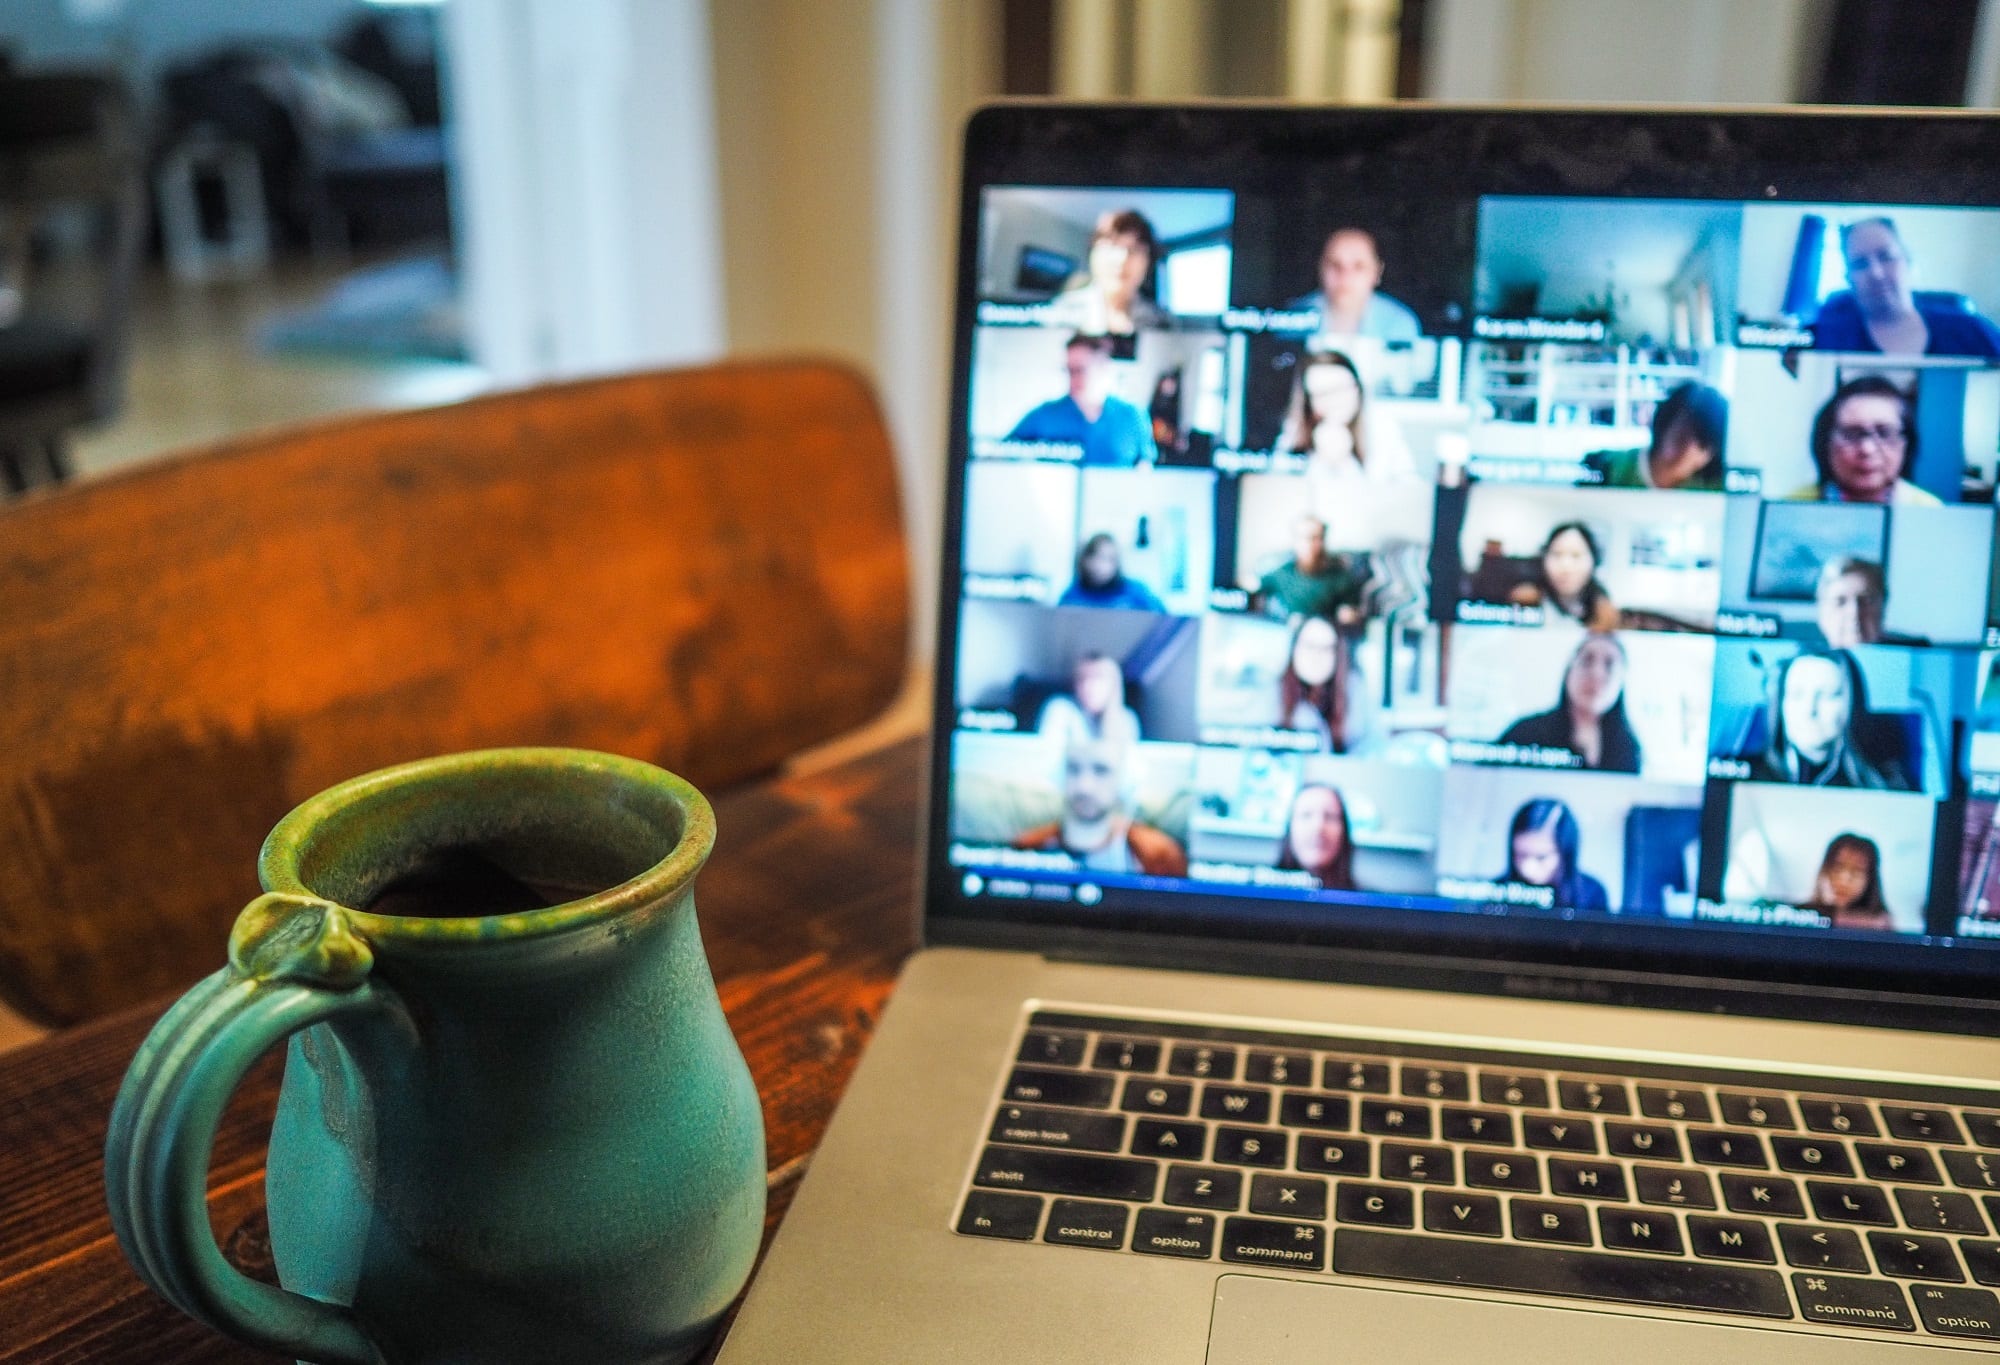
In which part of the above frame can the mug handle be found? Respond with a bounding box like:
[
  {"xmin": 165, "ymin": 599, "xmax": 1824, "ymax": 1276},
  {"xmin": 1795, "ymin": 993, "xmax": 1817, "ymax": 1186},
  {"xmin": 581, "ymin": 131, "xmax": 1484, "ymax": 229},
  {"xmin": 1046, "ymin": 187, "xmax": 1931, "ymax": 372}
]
[{"xmin": 105, "ymin": 893, "xmax": 400, "ymax": 1365}]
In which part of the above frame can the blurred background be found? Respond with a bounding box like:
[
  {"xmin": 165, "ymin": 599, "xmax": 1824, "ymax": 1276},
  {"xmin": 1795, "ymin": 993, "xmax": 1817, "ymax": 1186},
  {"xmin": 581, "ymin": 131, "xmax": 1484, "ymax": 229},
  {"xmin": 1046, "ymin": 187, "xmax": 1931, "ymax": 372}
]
[{"xmin": 2, "ymin": 0, "xmax": 1995, "ymax": 653}]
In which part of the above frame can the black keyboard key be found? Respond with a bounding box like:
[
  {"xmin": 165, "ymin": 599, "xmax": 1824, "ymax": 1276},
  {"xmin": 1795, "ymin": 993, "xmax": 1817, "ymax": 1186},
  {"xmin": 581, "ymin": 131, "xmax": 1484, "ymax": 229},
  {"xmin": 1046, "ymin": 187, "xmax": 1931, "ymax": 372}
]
[
  {"xmin": 1249, "ymin": 1172, "xmax": 1329, "ymax": 1220},
  {"xmin": 1422, "ymin": 1190, "xmax": 1503, "ymax": 1238},
  {"xmin": 1687, "ymin": 1128, "xmax": 1766, "ymax": 1168},
  {"xmin": 1968, "ymin": 1112, "xmax": 2000, "ymax": 1149},
  {"xmin": 1512, "ymin": 1198, "xmax": 1592, "ymax": 1246},
  {"xmin": 1549, "ymin": 1159, "xmax": 1628, "ymax": 1202},
  {"xmin": 1633, "ymin": 1165, "xmax": 1716, "ymax": 1210},
  {"xmin": 1806, "ymin": 1180, "xmax": 1895, "ymax": 1226},
  {"xmin": 1359, "ymin": 1100, "xmax": 1434, "ymax": 1139},
  {"xmin": 1687, "ymin": 1216, "xmax": 1776, "ymax": 1263},
  {"xmin": 1324, "ymin": 1057, "xmax": 1390, "ymax": 1093},
  {"xmin": 1894, "ymin": 1187, "xmax": 1988, "ymax": 1235},
  {"xmin": 989, "ymin": 1104, "xmax": 1127, "ymax": 1153},
  {"xmin": 1440, "ymin": 1107, "xmax": 1514, "ymax": 1146},
  {"xmin": 1336, "ymin": 1181, "xmax": 1415, "ymax": 1228},
  {"xmin": 1244, "ymin": 1050, "xmax": 1312, "ymax": 1086},
  {"xmin": 1167, "ymin": 1043, "xmax": 1236, "ymax": 1081},
  {"xmin": 1200, "ymin": 1084, "xmax": 1273, "ymax": 1125},
  {"xmin": 1779, "ymin": 1224, "xmax": 1870, "ymax": 1273},
  {"xmin": 1717, "ymin": 1092, "xmax": 1795, "ymax": 1130},
  {"xmin": 1881, "ymin": 1105, "xmax": 1963, "ymax": 1145},
  {"xmin": 1605, "ymin": 1122, "xmax": 1680, "ymax": 1162},
  {"xmin": 1792, "ymin": 1273, "xmax": 1913, "ymax": 1331},
  {"xmin": 1912, "ymin": 1284, "xmax": 2000, "ymax": 1340},
  {"xmin": 957, "ymin": 1190, "xmax": 1042, "ymax": 1241},
  {"xmin": 1335, "ymin": 1228, "xmax": 1791, "ymax": 1319},
  {"xmin": 1797, "ymin": 1097, "xmax": 1879, "ymax": 1138},
  {"xmin": 1131, "ymin": 1207, "xmax": 1216, "ymax": 1260},
  {"xmin": 1558, "ymin": 1078, "xmax": 1632, "ymax": 1116},
  {"xmin": 1968, "ymin": 1242, "xmax": 2000, "ymax": 1286},
  {"xmin": 1120, "ymin": 1077, "xmax": 1193, "ymax": 1116},
  {"xmin": 1296, "ymin": 1136, "xmax": 1370, "ymax": 1177},
  {"xmin": 1130, "ymin": 1119, "xmax": 1206, "ymax": 1161},
  {"xmin": 1770, "ymin": 1136, "xmax": 1854, "ymax": 1178},
  {"xmin": 1858, "ymin": 1142, "xmax": 1941, "ymax": 1185},
  {"xmin": 1636, "ymin": 1085, "xmax": 1713, "ymax": 1123},
  {"xmin": 1017, "ymin": 1030, "xmax": 1086, "ymax": 1067},
  {"xmin": 1162, "ymin": 1164, "xmax": 1241, "ymax": 1211},
  {"xmin": 1090, "ymin": 1037, "xmax": 1161, "ymax": 1073},
  {"xmin": 974, "ymin": 1146, "xmax": 1158, "ymax": 1202},
  {"xmin": 1379, "ymin": 1143, "xmax": 1454, "ymax": 1185},
  {"xmin": 1004, "ymin": 1067, "xmax": 1115, "ymax": 1109},
  {"xmin": 1465, "ymin": 1150, "xmax": 1540, "ymax": 1193},
  {"xmin": 1278, "ymin": 1092, "xmax": 1352, "ymax": 1131},
  {"xmin": 1220, "ymin": 1215, "xmax": 1324, "ymax": 1270},
  {"xmin": 1598, "ymin": 1207, "xmax": 1683, "ymax": 1256},
  {"xmin": 1212, "ymin": 1126, "xmax": 1287, "ymax": 1168},
  {"xmin": 1043, "ymin": 1197, "xmax": 1128, "ymax": 1249},
  {"xmin": 1523, "ymin": 1114, "xmax": 1598, "ymax": 1153},
  {"xmin": 1720, "ymin": 1173, "xmax": 1805, "ymax": 1219},
  {"xmin": 1402, "ymin": 1065, "xmax": 1470, "ymax": 1102},
  {"xmin": 1869, "ymin": 1231, "xmax": 1965, "ymax": 1282},
  {"xmin": 1479, "ymin": 1071, "xmax": 1550, "ymax": 1108},
  {"xmin": 1946, "ymin": 1149, "xmax": 2000, "ymax": 1192}
]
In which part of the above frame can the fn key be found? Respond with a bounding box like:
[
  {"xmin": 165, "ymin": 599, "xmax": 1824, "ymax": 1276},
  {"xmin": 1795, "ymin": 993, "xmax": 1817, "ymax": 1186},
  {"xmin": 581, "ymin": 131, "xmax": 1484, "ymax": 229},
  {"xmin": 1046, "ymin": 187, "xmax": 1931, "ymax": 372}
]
[{"xmin": 957, "ymin": 1190, "xmax": 1043, "ymax": 1241}]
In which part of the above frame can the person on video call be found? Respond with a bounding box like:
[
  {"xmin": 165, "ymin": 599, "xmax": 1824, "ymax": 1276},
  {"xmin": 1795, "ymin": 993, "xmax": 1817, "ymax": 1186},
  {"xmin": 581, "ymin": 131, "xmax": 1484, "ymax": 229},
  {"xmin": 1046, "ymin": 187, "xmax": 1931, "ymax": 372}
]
[
  {"xmin": 1812, "ymin": 555, "xmax": 1926, "ymax": 649},
  {"xmin": 1037, "ymin": 652, "xmax": 1143, "ymax": 748},
  {"xmin": 1278, "ymin": 615, "xmax": 1371, "ymax": 754},
  {"xmin": 1507, "ymin": 522, "xmax": 1620, "ymax": 630},
  {"xmin": 1007, "ymin": 332, "xmax": 1158, "ymax": 466},
  {"xmin": 1277, "ymin": 783, "xmax": 1358, "ymax": 890},
  {"xmin": 1497, "ymin": 632, "xmax": 1643, "ymax": 774},
  {"xmin": 1252, "ymin": 513, "xmax": 1368, "ymax": 625},
  {"xmin": 1784, "ymin": 375, "xmax": 1939, "ymax": 506},
  {"xmin": 1045, "ymin": 209, "xmax": 1168, "ymax": 335},
  {"xmin": 1058, "ymin": 532, "xmax": 1166, "ymax": 612},
  {"xmin": 1010, "ymin": 736, "xmax": 1187, "ymax": 876},
  {"xmin": 1286, "ymin": 228, "xmax": 1421, "ymax": 341},
  {"xmin": 1802, "ymin": 832, "xmax": 1895, "ymax": 932},
  {"xmin": 1584, "ymin": 382, "xmax": 1728, "ymax": 491},
  {"xmin": 1809, "ymin": 217, "xmax": 2000, "ymax": 358},
  {"xmin": 1498, "ymin": 798, "xmax": 1609, "ymax": 912},
  {"xmin": 1277, "ymin": 348, "xmax": 1417, "ymax": 490},
  {"xmin": 1742, "ymin": 649, "xmax": 1913, "ymax": 790}
]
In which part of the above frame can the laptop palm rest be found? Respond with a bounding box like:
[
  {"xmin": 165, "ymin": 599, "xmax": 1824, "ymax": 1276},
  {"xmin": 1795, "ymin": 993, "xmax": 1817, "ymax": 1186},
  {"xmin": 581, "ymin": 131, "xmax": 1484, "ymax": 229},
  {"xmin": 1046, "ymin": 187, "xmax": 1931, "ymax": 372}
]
[{"xmin": 1206, "ymin": 1275, "xmax": 1909, "ymax": 1363}]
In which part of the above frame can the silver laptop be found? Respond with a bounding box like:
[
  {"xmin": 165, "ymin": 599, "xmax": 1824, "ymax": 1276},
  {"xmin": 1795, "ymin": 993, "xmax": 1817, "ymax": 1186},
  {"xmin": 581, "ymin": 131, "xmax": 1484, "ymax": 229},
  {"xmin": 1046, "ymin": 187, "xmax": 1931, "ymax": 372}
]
[{"xmin": 720, "ymin": 103, "xmax": 2000, "ymax": 1362}]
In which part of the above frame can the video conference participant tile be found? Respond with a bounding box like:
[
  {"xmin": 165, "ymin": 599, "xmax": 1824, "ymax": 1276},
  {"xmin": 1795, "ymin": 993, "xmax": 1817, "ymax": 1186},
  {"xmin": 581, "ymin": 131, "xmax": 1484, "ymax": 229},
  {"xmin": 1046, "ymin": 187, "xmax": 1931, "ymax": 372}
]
[
  {"xmin": 1432, "ymin": 765, "xmax": 1704, "ymax": 917},
  {"xmin": 1187, "ymin": 747, "xmax": 1445, "ymax": 898},
  {"xmin": 954, "ymin": 600, "xmax": 1201, "ymax": 745},
  {"xmin": 1444, "ymin": 626, "xmax": 1714, "ymax": 786},
  {"xmin": 1955, "ymin": 773, "xmax": 2000, "ymax": 936},
  {"xmin": 1194, "ymin": 612, "xmax": 1444, "ymax": 758},
  {"xmin": 1714, "ymin": 497, "xmax": 1993, "ymax": 648},
  {"xmin": 1709, "ymin": 782, "xmax": 1937, "ymax": 936},
  {"xmin": 1437, "ymin": 482, "xmax": 1725, "ymax": 632},
  {"xmin": 967, "ymin": 325, "xmax": 1226, "ymax": 467}
]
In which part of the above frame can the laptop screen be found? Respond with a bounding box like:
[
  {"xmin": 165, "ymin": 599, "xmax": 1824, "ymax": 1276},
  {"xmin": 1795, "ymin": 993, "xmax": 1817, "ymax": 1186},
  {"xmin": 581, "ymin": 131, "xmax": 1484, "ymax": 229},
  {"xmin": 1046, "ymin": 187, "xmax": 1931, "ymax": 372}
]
[{"xmin": 929, "ymin": 106, "xmax": 2000, "ymax": 1003}]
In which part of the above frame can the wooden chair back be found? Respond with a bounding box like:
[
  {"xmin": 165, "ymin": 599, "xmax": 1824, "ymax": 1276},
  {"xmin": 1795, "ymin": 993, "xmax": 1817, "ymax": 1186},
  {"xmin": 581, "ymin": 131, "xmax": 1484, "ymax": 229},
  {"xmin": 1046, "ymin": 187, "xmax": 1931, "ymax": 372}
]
[{"xmin": 0, "ymin": 361, "xmax": 909, "ymax": 1024}]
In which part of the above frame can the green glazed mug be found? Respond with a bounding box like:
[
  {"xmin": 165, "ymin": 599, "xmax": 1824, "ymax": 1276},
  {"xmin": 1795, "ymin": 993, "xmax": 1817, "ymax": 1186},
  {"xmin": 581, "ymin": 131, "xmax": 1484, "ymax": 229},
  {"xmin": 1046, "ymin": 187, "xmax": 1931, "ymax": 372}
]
[{"xmin": 105, "ymin": 748, "xmax": 766, "ymax": 1365}]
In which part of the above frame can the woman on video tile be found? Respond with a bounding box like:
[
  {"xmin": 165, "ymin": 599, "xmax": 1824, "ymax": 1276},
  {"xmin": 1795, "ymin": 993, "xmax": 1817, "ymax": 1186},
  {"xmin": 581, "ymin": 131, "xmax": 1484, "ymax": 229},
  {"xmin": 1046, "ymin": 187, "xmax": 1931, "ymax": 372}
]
[
  {"xmin": 1783, "ymin": 376, "xmax": 1940, "ymax": 506},
  {"xmin": 1496, "ymin": 633, "xmax": 1642, "ymax": 773},
  {"xmin": 1044, "ymin": 209, "xmax": 1168, "ymax": 336},
  {"xmin": 1742, "ymin": 650, "xmax": 1914, "ymax": 790},
  {"xmin": 1277, "ymin": 783, "xmax": 1359, "ymax": 890},
  {"xmin": 1497, "ymin": 798, "xmax": 1609, "ymax": 912},
  {"xmin": 1508, "ymin": 522, "xmax": 1620, "ymax": 630},
  {"xmin": 1802, "ymin": 832, "xmax": 1895, "ymax": 932}
]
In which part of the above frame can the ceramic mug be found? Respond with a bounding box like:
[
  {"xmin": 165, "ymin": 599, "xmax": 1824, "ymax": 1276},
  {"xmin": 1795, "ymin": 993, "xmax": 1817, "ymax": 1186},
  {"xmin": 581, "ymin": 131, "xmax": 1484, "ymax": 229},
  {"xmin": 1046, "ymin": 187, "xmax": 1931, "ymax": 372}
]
[{"xmin": 105, "ymin": 748, "xmax": 765, "ymax": 1365}]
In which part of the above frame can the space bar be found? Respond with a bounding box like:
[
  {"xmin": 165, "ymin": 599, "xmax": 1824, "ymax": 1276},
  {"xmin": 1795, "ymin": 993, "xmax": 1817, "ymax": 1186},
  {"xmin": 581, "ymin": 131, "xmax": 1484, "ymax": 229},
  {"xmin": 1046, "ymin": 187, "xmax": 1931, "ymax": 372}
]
[{"xmin": 1334, "ymin": 1230, "xmax": 1793, "ymax": 1320}]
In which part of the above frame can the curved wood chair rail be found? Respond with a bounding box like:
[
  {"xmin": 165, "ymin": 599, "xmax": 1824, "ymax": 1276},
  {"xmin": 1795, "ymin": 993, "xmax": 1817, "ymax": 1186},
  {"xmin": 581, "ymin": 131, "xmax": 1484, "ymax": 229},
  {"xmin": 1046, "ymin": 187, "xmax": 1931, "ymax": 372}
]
[{"xmin": 0, "ymin": 360, "xmax": 910, "ymax": 1026}]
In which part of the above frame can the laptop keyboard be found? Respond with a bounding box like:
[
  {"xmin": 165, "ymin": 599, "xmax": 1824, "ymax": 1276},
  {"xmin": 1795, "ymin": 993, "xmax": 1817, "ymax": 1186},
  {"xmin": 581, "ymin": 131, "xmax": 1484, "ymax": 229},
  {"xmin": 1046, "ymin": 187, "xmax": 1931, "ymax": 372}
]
[{"xmin": 954, "ymin": 1009, "xmax": 2000, "ymax": 1346}]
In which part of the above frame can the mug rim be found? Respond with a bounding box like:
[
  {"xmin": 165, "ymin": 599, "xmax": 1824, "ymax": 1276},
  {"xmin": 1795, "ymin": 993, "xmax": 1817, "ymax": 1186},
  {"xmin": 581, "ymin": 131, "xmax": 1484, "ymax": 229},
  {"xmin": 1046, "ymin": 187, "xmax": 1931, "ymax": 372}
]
[{"xmin": 257, "ymin": 747, "xmax": 715, "ymax": 945}]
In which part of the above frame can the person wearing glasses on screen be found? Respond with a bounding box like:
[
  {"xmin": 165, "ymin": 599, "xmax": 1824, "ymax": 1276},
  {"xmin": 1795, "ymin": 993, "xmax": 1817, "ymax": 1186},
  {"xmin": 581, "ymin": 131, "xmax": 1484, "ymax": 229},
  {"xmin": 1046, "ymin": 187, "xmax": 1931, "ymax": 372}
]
[
  {"xmin": 1285, "ymin": 228, "xmax": 1421, "ymax": 342},
  {"xmin": 1801, "ymin": 832, "xmax": 1895, "ymax": 932},
  {"xmin": 1006, "ymin": 332, "xmax": 1157, "ymax": 467},
  {"xmin": 1277, "ymin": 783, "xmax": 1358, "ymax": 891},
  {"xmin": 1497, "ymin": 798, "xmax": 1609, "ymax": 913},
  {"xmin": 1496, "ymin": 633, "xmax": 1643, "ymax": 774},
  {"xmin": 1809, "ymin": 217, "xmax": 2000, "ymax": 359},
  {"xmin": 1741, "ymin": 649, "xmax": 1914, "ymax": 790},
  {"xmin": 1582, "ymin": 382, "xmax": 1727, "ymax": 491},
  {"xmin": 1044, "ymin": 209, "xmax": 1168, "ymax": 336},
  {"xmin": 1784, "ymin": 376, "xmax": 1939, "ymax": 506}
]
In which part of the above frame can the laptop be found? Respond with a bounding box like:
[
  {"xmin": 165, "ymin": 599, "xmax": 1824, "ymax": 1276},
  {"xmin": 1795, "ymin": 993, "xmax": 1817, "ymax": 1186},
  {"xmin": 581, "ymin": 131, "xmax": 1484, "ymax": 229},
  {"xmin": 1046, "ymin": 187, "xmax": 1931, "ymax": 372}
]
[{"xmin": 719, "ymin": 104, "xmax": 2000, "ymax": 1362}]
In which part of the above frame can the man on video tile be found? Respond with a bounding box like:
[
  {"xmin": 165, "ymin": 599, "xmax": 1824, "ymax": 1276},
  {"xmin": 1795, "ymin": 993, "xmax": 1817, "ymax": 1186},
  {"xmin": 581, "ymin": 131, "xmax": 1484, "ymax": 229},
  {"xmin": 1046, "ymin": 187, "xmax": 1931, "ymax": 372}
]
[
  {"xmin": 1007, "ymin": 332, "xmax": 1157, "ymax": 466},
  {"xmin": 1253, "ymin": 513, "xmax": 1368, "ymax": 625},
  {"xmin": 1011, "ymin": 737, "xmax": 1187, "ymax": 876}
]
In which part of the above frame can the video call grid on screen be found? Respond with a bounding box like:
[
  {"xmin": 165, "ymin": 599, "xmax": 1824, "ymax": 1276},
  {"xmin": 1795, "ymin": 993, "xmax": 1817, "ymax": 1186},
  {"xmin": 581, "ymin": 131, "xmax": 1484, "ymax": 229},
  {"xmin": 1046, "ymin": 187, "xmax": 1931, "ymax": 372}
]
[{"xmin": 943, "ymin": 159, "xmax": 2000, "ymax": 961}]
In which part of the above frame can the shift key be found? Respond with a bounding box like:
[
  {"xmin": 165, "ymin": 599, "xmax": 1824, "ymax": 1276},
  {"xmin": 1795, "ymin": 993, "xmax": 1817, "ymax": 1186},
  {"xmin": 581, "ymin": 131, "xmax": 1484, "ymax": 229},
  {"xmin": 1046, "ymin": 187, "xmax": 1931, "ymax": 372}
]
[
  {"xmin": 975, "ymin": 1145, "xmax": 1159, "ymax": 1201},
  {"xmin": 1005, "ymin": 1067, "xmax": 1115, "ymax": 1109}
]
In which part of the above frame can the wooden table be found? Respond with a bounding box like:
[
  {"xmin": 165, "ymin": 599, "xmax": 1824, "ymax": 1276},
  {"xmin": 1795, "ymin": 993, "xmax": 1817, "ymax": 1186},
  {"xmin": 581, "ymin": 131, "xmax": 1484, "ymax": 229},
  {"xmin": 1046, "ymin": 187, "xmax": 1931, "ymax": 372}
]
[{"xmin": 0, "ymin": 736, "xmax": 924, "ymax": 1363}]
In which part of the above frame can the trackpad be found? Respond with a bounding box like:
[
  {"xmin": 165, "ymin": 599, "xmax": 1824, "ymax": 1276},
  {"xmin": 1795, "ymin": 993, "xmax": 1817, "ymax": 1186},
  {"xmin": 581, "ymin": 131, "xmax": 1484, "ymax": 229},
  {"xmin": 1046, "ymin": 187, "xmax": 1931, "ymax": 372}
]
[{"xmin": 1207, "ymin": 1275, "xmax": 1894, "ymax": 1363}]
